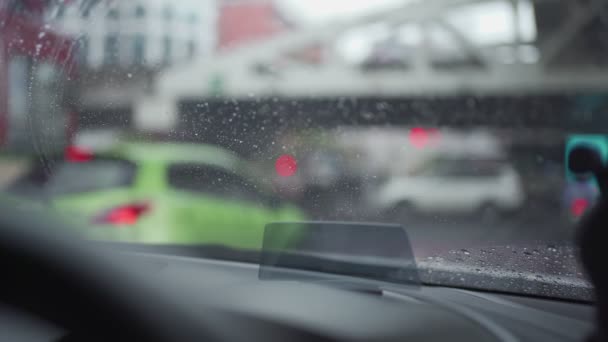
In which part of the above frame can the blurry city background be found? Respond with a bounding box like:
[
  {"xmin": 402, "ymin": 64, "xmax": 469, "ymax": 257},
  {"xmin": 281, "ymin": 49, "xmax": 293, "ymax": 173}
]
[{"xmin": 1, "ymin": 0, "xmax": 608, "ymax": 256}]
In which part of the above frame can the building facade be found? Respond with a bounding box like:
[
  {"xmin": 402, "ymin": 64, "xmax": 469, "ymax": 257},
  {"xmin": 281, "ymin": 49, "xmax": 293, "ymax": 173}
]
[{"xmin": 51, "ymin": 0, "xmax": 217, "ymax": 69}]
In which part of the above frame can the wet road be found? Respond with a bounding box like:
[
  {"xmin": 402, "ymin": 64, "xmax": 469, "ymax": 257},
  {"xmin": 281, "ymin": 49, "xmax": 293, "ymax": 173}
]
[
  {"xmin": 298, "ymin": 188, "xmax": 575, "ymax": 259},
  {"xmin": 306, "ymin": 202, "xmax": 576, "ymax": 259},
  {"xmin": 381, "ymin": 215, "xmax": 574, "ymax": 258},
  {"xmin": 302, "ymin": 191, "xmax": 576, "ymax": 258}
]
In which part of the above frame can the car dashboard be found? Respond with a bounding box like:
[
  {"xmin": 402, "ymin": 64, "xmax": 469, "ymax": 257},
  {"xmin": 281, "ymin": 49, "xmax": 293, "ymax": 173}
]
[{"xmin": 0, "ymin": 250, "xmax": 594, "ymax": 342}]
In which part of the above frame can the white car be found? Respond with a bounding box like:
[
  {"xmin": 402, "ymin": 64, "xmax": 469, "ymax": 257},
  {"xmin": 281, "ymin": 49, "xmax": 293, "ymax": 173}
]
[{"xmin": 372, "ymin": 158, "xmax": 525, "ymax": 220}]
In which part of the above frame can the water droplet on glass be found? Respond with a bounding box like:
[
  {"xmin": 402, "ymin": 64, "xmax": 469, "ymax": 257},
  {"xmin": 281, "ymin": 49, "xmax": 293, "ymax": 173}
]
[{"xmin": 361, "ymin": 112, "xmax": 374, "ymax": 120}]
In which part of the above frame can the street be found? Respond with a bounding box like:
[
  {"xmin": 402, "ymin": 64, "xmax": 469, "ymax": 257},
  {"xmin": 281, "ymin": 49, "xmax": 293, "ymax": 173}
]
[
  {"xmin": 304, "ymin": 202, "xmax": 575, "ymax": 259},
  {"xmin": 399, "ymin": 216, "xmax": 573, "ymax": 258}
]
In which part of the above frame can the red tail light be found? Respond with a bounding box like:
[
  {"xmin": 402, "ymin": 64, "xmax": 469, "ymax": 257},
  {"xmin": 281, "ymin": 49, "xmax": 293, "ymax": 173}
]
[
  {"xmin": 94, "ymin": 203, "xmax": 151, "ymax": 225},
  {"xmin": 66, "ymin": 145, "xmax": 94, "ymax": 162},
  {"xmin": 408, "ymin": 127, "xmax": 441, "ymax": 149},
  {"xmin": 571, "ymin": 198, "xmax": 589, "ymax": 218}
]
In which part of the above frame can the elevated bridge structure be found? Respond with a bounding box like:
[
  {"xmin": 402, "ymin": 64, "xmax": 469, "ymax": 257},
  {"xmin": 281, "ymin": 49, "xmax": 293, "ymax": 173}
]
[{"xmin": 134, "ymin": 0, "xmax": 608, "ymax": 152}]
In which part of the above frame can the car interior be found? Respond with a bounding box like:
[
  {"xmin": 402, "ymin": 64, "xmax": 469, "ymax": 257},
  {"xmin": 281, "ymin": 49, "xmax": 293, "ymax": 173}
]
[
  {"xmin": 1, "ymin": 0, "xmax": 607, "ymax": 341},
  {"xmin": 0, "ymin": 144, "xmax": 604, "ymax": 342}
]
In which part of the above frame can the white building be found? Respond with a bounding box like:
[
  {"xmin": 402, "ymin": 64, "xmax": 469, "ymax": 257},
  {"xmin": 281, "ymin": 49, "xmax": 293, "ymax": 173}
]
[{"xmin": 51, "ymin": 0, "xmax": 217, "ymax": 69}]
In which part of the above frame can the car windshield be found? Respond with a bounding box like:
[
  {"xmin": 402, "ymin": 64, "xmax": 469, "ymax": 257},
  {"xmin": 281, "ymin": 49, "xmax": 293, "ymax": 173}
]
[
  {"xmin": 47, "ymin": 159, "xmax": 136, "ymax": 195},
  {"xmin": 0, "ymin": 0, "xmax": 602, "ymax": 301}
]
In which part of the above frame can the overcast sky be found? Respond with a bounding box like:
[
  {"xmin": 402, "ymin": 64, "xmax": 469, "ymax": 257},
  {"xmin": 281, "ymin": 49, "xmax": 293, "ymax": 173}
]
[
  {"xmin": 278, "ymin": 0, "xmax": 409, "ymax": 25},
  {"xmin": 275, "ymin": 0, "xmax": 537, "ymax": 63}
]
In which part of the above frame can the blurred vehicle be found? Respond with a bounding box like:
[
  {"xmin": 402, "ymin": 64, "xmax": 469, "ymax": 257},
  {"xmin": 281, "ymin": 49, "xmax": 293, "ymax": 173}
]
[
  {"xmin": 9, "ymin": 142, "xmax": 304, "ymax": 249},
  {"xmin": 361, "ymin": 40, "xmax": 411, "ymax": 71},
  {"xmin": 372, "ymin": 157, "xmax": 524, "ymax": 220},
  {"xmin": 272, "ymin": 149, "xmax": 349, "ymax": 199}
]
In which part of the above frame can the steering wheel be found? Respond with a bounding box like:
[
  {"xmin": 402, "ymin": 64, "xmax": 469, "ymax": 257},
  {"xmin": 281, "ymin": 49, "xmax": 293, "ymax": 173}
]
[{"xmin": 0, "ymin": 202, "xmax": 222, "ymax": 341}]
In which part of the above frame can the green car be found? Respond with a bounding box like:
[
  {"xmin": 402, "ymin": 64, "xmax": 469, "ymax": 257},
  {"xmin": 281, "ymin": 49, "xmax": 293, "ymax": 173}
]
[{"xmin": 28, "ymin": 142, "xmax": 305, "ymax": 250}]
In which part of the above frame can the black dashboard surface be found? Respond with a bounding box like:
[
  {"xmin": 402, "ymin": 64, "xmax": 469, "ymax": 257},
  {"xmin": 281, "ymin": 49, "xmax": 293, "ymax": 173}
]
[
  {"xmin": 127, "ymin": 253, "xmax": 594, "ymax": 342},
  {"xmin": 0, "ymin": 252, "xmax": 595, "ymax": 342}
]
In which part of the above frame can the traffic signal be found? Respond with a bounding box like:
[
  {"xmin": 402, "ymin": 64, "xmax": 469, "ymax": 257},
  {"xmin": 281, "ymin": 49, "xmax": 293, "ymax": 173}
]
[
  {"xmin": 564, "ymin": 135, "xmax": 607, "ymax": 219},
  {"xmin": 565, "ymin": 135, "xmax": 608, "ymax": 182}
]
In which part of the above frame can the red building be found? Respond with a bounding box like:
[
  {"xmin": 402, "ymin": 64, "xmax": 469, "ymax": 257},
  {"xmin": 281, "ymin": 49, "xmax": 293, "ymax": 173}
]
[
  {"xmin": 0, "ymin": 0, "xmax": 76, "ymax": 151},
  {"xmin": 217, "ymin": 0, "xmax": 288, "ymax": 50}
]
